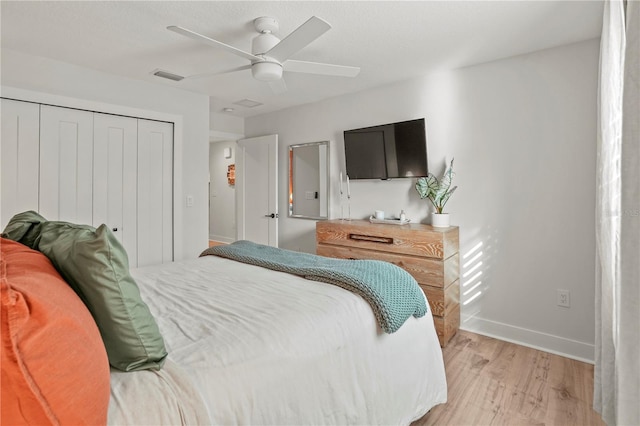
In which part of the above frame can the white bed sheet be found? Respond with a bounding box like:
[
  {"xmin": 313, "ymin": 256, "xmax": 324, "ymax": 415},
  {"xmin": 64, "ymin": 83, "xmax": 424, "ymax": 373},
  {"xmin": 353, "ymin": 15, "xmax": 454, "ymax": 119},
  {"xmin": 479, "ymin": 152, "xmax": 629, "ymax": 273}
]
[{"xmin": 109, "ymin": 255, "xmax": 447, "ymax": 425}]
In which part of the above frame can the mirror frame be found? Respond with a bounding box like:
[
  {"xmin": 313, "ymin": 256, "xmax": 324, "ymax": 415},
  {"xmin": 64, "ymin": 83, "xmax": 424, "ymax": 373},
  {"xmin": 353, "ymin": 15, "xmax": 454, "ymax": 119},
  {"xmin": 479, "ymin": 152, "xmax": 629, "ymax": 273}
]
[{"xmin": 288, "ymin": 141, "xmax": 330, "ymax": 220}]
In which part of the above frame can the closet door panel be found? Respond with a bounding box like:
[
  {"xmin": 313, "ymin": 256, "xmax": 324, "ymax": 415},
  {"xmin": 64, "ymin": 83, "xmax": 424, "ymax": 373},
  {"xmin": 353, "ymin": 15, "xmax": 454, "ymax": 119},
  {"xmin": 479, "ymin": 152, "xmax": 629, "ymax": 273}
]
[
  {"xmin": 93, "ymin": 113, "xmax": 138, "ymax": 265},
  {"xmin": 39, "ymin": 105, "xmax": 93, "ymax": 225},
  {"xmin": 0, "ymin": 99, "xmax": 40, "ymax": 229},
  {"xmin": 137, "ymin": 119, "xmax": 173, "ymax": 266},
  {"xmin": 161, "ymin": 128, "xmax": 173, "ymax": 263}
]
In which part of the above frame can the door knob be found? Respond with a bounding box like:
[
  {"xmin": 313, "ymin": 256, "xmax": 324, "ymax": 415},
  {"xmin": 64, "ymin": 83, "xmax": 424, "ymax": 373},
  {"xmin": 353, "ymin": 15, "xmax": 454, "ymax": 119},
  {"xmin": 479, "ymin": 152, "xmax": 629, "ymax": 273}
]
[
  {"xmin": 264, "ymin": 213, "xmax": 278, "ymax": 218},
  {"xmin": 112, "ymin": 227, "xmax": 118, "ymax": 232}
]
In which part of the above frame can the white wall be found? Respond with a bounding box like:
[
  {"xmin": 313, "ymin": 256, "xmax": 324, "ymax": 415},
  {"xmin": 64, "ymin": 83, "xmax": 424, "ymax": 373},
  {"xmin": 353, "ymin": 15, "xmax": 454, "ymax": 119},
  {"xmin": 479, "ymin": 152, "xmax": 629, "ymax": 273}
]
[
  {"xmin": 211, "ymin": 111, "xmax": 244, "ymax": 137},
  {"xmin": 245, "ymin": 39, "xmax": 599, "ymax": 361},
  {"xmin": 1, "ymin": 49, "xmax": 210, "ymax": 260},
  {"xmin": 209, "ymin": 141, "xmax": 236, "ymax": 243}
]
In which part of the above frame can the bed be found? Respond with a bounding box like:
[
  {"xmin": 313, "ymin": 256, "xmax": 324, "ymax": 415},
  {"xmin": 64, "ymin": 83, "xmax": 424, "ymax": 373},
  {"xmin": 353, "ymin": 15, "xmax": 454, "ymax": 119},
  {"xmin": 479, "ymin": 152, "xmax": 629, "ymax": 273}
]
[{"xmin": 1, "ymin": 212, "xmax": 447, "ymax": 425}]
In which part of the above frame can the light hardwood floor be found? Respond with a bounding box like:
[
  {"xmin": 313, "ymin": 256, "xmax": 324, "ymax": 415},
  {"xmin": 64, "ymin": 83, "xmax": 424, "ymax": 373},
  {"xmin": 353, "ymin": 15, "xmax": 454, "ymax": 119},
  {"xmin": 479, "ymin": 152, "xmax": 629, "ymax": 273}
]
[
  {"xmin": 414, "ymin": 330, "xmax": 605, "ymax": 426},
  {"xmin": 208, "ymin": 240, "xmax": 227, "ymax": 248}
]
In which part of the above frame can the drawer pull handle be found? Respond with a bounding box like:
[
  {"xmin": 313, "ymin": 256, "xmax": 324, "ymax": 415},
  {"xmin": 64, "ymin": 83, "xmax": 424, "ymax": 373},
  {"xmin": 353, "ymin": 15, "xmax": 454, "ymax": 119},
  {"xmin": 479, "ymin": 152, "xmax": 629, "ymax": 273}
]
[{"xmin": 349, "ymin": 234, "xmax": 393, "ymax": 244}]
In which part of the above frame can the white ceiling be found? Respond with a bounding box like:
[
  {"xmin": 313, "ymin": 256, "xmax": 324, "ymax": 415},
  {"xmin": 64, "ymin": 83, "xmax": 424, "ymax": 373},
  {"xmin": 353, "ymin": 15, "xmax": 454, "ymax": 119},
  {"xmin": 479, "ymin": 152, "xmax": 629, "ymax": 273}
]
[{"xmin": 1, "ymin": 1, "xmax": 603, "ymax": 118}]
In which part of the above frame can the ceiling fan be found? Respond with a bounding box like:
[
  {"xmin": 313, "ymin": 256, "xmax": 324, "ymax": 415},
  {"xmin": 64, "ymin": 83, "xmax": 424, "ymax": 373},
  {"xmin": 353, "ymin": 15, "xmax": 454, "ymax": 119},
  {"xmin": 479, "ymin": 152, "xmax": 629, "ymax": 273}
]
[{"xmin": 167, "ymin": 16, "xmax": 360, "ymax": 93}]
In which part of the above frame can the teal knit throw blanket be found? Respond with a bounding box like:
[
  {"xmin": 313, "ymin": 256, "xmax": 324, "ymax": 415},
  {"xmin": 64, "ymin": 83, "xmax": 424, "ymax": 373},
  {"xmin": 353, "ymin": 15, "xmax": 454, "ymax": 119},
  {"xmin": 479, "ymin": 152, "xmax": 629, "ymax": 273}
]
[{"xmin": 200, "ymin": 240, "xmax": 427, "ymax": 333}]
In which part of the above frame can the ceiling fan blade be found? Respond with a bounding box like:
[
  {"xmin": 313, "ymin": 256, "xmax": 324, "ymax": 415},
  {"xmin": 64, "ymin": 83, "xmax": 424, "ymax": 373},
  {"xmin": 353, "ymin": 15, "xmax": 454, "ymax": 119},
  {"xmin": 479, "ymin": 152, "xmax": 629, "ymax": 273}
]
[
  {"xmin": 268, "ymin": 78, "xmax": 288, "ymax": 94},
  {"xmin": 167, "ymin": 25, "xmax": 261, "ymax": 62},
  {"xmin": 284, "ymin": 60, "xmax": 360, "ymax": 77},
  {"xmin": 185, "ymin": 65, "xmax": 252, "ymax": 80},
  {"xmin": 266, "ymin": 16, "xmax": 331, "ymax": 63}
]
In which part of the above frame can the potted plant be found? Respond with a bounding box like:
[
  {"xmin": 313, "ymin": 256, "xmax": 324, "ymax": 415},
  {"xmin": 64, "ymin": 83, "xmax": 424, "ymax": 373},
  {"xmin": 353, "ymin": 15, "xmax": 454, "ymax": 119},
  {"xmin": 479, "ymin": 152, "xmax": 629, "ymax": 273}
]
[{"xmin": 415, "ymin": 158, "xmax": 457, "ymax": 227}]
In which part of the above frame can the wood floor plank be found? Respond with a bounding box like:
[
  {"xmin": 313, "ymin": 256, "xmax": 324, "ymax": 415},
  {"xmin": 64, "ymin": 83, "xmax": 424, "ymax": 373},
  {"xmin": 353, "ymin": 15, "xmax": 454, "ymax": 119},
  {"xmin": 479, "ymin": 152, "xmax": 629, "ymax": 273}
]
[{"xmin": 413, "ymin": 330, "xmax": 605, "ymax": 426}]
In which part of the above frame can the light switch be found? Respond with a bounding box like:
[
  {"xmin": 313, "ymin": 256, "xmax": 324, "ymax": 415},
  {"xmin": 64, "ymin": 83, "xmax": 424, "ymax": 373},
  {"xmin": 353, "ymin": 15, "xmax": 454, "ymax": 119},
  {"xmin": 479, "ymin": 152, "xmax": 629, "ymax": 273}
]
[{"xmin": 186, "ymin": 195, "xmax": 194, "ymax": 207}]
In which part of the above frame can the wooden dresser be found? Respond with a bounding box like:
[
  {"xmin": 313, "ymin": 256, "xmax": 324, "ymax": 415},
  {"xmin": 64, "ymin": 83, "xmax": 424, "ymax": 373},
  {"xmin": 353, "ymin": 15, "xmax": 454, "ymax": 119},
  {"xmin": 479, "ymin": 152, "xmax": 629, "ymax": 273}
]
[{"xmin": 316, "ymin": 219, "xmax": 460, "ymax": 347}]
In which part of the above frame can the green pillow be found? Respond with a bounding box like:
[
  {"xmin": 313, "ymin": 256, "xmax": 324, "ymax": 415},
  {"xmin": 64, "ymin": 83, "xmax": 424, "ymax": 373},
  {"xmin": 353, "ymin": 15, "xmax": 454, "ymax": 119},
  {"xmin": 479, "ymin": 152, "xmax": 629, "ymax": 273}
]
[
  {"xmin": 36, "ymin": 221, "xmax": 167, "ymax": 372},
  {"xmin": 1, "ymin": 210, "xmax": 47, "ymax": 249}
]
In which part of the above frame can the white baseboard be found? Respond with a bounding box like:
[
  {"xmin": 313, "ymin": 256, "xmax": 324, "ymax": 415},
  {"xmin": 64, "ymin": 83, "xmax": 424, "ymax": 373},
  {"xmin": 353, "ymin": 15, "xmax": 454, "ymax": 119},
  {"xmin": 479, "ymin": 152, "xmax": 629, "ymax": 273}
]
[
  {"xmin": 208, "ymin": 234, "xmax": 235, "ymax": 244},
  {"xmin": 461, "ymin": 315, "xmax": 594, "ymax": 364}
]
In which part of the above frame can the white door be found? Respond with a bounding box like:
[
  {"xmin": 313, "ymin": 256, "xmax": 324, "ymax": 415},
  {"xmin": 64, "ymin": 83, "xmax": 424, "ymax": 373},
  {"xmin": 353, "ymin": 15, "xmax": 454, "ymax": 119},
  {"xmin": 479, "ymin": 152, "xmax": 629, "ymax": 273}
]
[
  {"xmin": 236, "ymin": 134, "xmax": 278, "ymax": 246},
  {"xmin": 39, "ymin": 105, "xmax": 93, "ymax": 225},
  {"xmin": 0, "ymin": 99, "xmax": 40, "ymax": 229},
  {"xmin": 93, "ymin": 113, "xmax": 138, "ymax": 264},
  {"xmin": 137, "ymin": 119, "xmax": 173, "ymax": 266}
]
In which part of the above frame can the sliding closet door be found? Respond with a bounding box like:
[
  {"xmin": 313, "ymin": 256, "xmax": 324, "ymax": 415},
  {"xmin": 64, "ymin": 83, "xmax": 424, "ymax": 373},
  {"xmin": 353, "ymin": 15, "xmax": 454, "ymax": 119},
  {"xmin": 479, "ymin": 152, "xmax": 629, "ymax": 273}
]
[
  {"xmin": 0, "ymin": 99, "xmax": 40, "ymax": 229},
  {"xmin": 137, "ymin": 119, "xmax": 173, "ymax": 266},
  {"xmin": 39, "ymin": 105, "xmax": 93, "ymax": 225},
  {"xmin": 93, "ymin": 113, "xmax": 138, "ymax": 265}
]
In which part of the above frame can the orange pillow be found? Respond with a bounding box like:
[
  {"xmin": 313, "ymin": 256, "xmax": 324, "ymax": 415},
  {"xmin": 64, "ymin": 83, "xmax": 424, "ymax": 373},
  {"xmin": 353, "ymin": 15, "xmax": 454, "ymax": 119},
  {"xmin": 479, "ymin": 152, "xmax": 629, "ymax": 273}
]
[{"xmin": 1, "ymin": 238, "xmax": 110, "ymax": 425}]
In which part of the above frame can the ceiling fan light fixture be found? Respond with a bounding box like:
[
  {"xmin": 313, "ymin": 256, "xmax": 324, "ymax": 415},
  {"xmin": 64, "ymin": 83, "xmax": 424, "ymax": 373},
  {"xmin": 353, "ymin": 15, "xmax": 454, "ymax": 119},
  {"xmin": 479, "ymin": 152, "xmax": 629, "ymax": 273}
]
[{"xmin": 252, "ymin": 61, "xmax": 283, "ymax": 81}]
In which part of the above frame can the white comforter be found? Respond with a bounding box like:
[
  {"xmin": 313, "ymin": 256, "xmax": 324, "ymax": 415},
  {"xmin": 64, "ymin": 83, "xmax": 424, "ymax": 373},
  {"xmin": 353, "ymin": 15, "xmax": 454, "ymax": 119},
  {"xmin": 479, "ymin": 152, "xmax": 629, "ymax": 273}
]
[{"xmin": 108, "ymin": 254, "xmax": 447, "ymax": 425}]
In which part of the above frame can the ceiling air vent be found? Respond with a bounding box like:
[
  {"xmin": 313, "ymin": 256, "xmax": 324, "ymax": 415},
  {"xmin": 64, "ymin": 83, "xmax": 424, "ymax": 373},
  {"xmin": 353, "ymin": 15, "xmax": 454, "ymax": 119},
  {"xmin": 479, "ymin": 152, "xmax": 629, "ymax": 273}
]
[
  {"xmin": 233, "ymin": 99, "xmax": 263, "ymax": 108},
  {"xmin": 152, "ymin": 69, "xmax": 184, "ymax": 81}
]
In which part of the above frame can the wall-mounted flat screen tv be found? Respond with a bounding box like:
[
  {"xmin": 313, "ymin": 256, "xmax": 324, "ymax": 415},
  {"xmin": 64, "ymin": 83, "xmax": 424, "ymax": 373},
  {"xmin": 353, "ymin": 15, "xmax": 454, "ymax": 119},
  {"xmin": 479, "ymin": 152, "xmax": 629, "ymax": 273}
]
[{"xmin": 343, "ymin": 118, "xmax": 428, "ymax": 180}]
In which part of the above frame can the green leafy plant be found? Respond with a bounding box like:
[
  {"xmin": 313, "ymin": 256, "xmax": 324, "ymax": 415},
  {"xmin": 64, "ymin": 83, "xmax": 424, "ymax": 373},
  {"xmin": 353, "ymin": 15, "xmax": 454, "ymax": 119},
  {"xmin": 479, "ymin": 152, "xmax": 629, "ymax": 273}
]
[{"xmin": 415, "ymin": 158, "xmax": 457, "ymax": 214}]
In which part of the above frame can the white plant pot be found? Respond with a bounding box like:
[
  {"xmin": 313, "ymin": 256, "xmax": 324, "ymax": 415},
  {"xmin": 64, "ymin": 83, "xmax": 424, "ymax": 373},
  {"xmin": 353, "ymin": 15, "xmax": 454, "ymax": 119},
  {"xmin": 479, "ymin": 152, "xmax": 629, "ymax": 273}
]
[{"xmin": 431, "ymin": 213, "xmax": 450, "ymax": 228}]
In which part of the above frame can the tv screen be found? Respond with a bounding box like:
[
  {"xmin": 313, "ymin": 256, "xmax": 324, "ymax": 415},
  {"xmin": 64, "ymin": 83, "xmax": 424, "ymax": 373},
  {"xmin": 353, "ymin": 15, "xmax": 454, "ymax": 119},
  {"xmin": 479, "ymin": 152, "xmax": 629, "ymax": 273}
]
[{"xmin": 343, "ymin": 118, "xmax": 428, "ymax": 179}]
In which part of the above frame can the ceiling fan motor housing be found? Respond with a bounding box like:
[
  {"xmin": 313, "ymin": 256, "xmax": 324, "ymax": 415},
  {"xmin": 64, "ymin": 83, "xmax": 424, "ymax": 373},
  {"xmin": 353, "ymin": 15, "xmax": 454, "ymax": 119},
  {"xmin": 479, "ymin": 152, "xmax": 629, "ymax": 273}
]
[
  {"xmin": 251, "ymin": 31, "xmax": 283, "ymax": 81},
  {"xmin": 252, "ymin": 32, "xmax": 279, "ymax": 55}
]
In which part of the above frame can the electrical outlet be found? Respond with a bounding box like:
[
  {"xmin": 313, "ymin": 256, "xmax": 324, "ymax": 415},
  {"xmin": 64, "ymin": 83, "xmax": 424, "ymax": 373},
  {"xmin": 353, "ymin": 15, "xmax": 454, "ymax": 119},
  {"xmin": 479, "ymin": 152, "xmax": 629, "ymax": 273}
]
[{"xmin": 557, "ymin": 289, "xmax": 571, "ymax": 308}]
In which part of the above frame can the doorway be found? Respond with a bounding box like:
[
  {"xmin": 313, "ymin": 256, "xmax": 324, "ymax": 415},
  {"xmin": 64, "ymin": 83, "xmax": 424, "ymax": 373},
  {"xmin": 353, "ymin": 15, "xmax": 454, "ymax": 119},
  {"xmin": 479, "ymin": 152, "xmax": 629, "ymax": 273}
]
[
  {"xmin": 209, "ymin": 134, "xmax": 279, "ymax": 247},
  {"xmin": 208, "ymin": 140, "xmax": 237, "ymax": 244}
]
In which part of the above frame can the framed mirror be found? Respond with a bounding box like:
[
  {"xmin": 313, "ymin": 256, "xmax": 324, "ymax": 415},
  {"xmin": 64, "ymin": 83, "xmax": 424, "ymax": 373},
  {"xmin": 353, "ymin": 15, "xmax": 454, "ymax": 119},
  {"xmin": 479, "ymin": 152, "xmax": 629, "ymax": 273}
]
[{"xmin": 288, "ymin": 141, "xmax": 329, "ymax": 220}]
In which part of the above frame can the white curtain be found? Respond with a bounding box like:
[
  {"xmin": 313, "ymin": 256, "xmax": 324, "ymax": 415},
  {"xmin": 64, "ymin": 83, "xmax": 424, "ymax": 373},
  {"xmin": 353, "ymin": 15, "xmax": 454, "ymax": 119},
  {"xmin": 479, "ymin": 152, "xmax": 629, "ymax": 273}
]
[{"xmin": 594, "ymin": 1, "xmax": 640, "ymax": 425}]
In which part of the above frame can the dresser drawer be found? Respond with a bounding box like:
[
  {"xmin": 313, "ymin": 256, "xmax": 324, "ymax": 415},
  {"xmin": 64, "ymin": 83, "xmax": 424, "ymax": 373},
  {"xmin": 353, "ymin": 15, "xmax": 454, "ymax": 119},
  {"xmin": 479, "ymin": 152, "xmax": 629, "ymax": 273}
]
[
  {"xmin": 316, "ymin": 220, "xmax": 458, "ymax": 260},
  {"xmin": 433, "ymin": 304, "xmax": 460, "ymax": 347},
  {"xmin": 420, "ymin": 280, "xmax": 459, "ymax": 317},
  {"xmin": 316, "ymin": 244, "xmax": 459, "ymax": 288}
]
